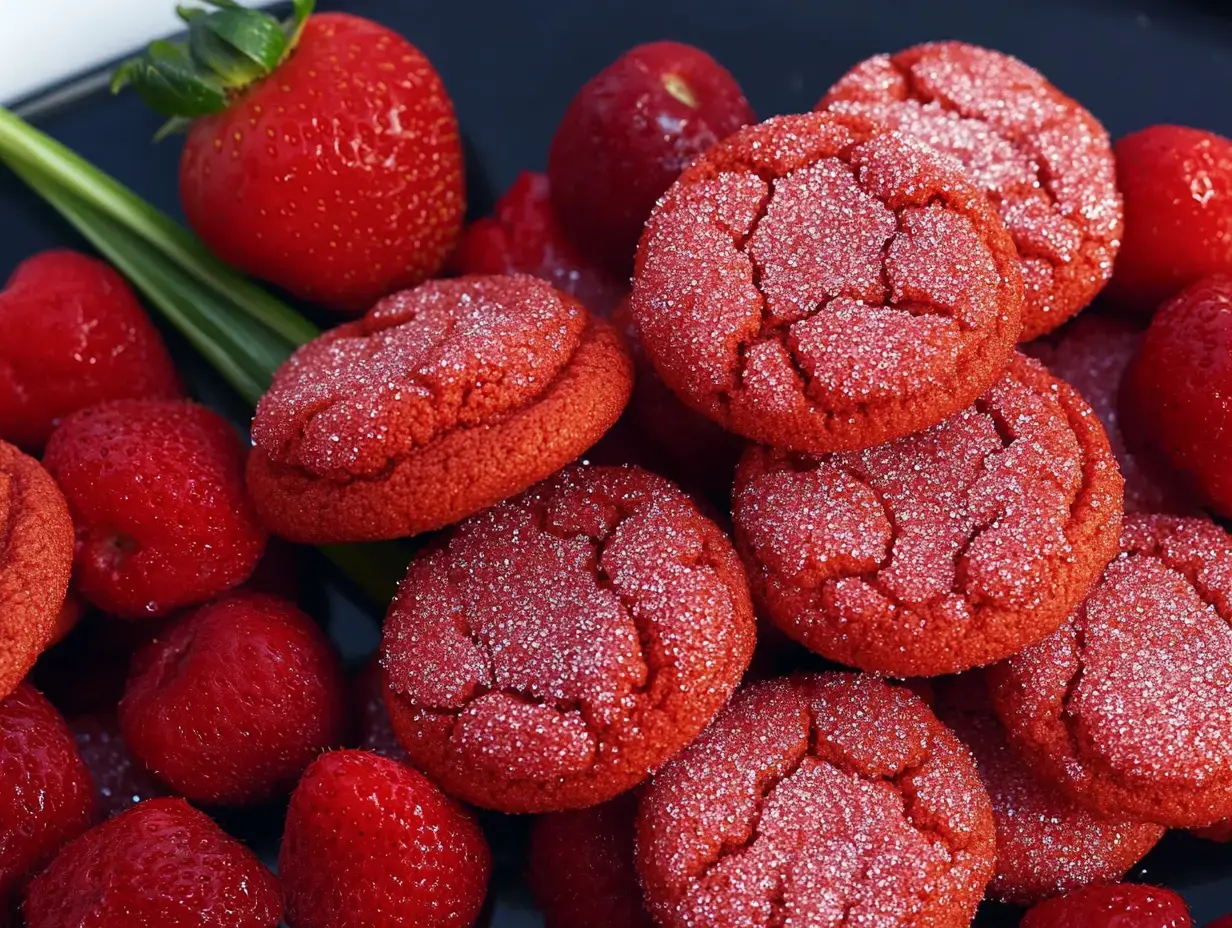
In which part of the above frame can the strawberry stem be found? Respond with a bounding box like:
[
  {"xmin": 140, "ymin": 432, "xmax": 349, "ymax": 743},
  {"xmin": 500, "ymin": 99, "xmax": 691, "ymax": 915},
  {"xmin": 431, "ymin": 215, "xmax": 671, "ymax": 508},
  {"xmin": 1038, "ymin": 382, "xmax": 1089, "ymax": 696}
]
[
  {"xmin": 0, "ymin": 105, "xmax": 407, "ymax": 607},
  {"xmin": 114, "ymin": 0, "xmax": 316, "ymax": 129}
]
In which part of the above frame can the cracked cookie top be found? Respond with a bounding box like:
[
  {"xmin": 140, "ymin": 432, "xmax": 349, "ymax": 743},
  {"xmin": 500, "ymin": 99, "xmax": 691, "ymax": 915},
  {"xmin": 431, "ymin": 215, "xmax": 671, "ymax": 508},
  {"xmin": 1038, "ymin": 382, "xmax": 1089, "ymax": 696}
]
[
  {"xmin": 933, "ymin": 675, "xmax": 1163, "ymax": 907},
  {"xmin": 820, "ymin": 41, "xmax": 1122, "ymax": 340},
  {"xmin": 631, "ymin": 110, "xmax": 1022, "ymax": 454},
  {"xmin": 253, "ymin": 274, "xmax": 589, "ymax": 480},
  {"xmin": 635, "ymin": 673, "xmax": 996, "ymax": 928},
  {"xmin": 380, "ymin": 465, "xmax": 755, "ymax": 813},
  {"xmin": 732, "ymin": 354, "xmax": 1123, "ymax": 677},
  {"xmin": 989, "ymin": 514, "xmax": 1232, "ymax": 828}
]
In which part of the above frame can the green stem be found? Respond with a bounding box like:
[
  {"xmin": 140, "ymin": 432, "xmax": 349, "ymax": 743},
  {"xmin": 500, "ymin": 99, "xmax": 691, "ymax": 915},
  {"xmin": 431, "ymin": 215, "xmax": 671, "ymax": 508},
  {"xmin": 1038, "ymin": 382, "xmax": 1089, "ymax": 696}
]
[
  {"xmin": 5, "ymin": 156, "xmax": 285, "ymax": 405},
  {"xmin": 0, "ymin": 108, "xmax": 318, "ymax": 346}
]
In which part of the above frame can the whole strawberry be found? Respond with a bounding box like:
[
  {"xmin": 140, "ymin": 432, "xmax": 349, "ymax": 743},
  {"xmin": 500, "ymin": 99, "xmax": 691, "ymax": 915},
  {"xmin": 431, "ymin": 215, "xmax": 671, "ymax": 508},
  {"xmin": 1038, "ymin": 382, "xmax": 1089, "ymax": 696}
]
[
  {"xmin": 0, "ymin": 250, "xmax": 182, "ymax": 452},
  {"xmin": 280, "ymin": 750, "xmax": 490, "ymax": 928},
  {"xmin": 115, "ymin": 1, "xmax": 464, "ymax": 313},
  {"xmin": 23, "ymin": 798, "xmax": 282, "ymax": 928},
  {"xmin": 548, "ymin": 41, "xmax": 754, "ymax": 275}
]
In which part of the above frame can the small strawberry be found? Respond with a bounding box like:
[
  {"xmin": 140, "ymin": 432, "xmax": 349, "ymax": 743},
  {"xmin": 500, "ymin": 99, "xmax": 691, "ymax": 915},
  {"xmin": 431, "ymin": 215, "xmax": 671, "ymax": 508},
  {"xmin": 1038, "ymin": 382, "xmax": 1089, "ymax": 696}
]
[
  {"xmin": 115, "ymin": 1, "xmax": 464, "ymax": 313},
  {"xmin": 1021, "ymin": 883, "xmax": 1193, "ymax": 928},
  {"xmin": 455, "ymin": 171, "xmax": 626, "ymax": 316},
  {"xmin": 0, "ymin": 684, "xmax": 94, "ymax": 922},
  {"xmin": 23, "ymin": 798, "xmax": 282, "ymax": 928},
  {"xmin": 0, "ymin": 250, "xmax": 182, "ymax": 452},
  {"xmin": 280, "ymin": 749, "xmax": 490, "ymax": 928},
  {"xmin": 119, "ymin": 592, "xmax": 348, "ymax": 806},
  {"xmin": 548, "ymin": 41, "xmax": 754, "ymax": 274}
]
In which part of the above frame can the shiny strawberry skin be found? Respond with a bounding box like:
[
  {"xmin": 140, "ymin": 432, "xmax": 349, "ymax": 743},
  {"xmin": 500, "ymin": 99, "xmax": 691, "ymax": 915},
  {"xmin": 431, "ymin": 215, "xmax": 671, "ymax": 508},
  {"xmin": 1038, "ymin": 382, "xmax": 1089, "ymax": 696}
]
[
  {"xmin": 179, "ymin": 13, "xmax": 465, "ymax": 314},
  {"xmin": 280, "ymin": 750, "xmax": 490, "ymax": 928}
]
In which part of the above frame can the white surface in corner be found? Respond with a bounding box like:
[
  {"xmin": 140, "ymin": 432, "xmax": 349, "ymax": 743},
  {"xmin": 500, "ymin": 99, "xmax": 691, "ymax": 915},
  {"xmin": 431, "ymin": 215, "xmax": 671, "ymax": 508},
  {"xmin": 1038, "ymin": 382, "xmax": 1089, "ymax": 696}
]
[{"xmin": 0, "ymin": 0, "xmax": 273, "ymax": 104}]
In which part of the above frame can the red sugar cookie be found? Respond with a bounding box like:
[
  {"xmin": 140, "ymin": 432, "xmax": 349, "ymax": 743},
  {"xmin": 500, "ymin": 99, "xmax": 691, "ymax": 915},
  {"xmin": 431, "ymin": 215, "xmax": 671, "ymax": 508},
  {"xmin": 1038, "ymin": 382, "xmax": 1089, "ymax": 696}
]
[
  {"xmin": 0, "ymin": 684, "xmax": 94, "ymax": 920},
  {"xmin": 934, "ymin": 674, "xmax": 1163, "ymax": 906},
  {"xmin": 820, "ymin": 41, "xmax": 1121, "ymax": 340},
  {"xmin": 528, "ymin": 793, "xmax": 653, "ymax": 928},
  {"xmin": 0, "ymin": 250, "xmax": 182, "ymax": 452},
  {"xmin": 1020, "ymin": 883, "xmax": 1193, "ymax": 928},
  {"xmin": 1107, "ymin": 125, "xmax": 1232, "ymax": 316},
  {"xmin": 732, "ymin": 354, "xmax": 1122, "ymax": 676},
  {"xmin": 69, "ymin": 710, "xmax": 164, "ymax": 820},
  {"xmin": 989, "ymin": 514, "xmax": 1232, "ymax": 827},
  {"xmin": 42, "ymin": 399, "xmax": 267, "ymax": 619},
  {"xmin": 0, "ymin": 441, "xmax": 72, "ymax": 699},
  {"xmin": 549, "ymin": 41, "xmax": 755, "ymax": 275},
  {"xmin": 381, "ymin": 465, "xmax": 755, "ymax": 813},
  {"xmin": 611, "ymin": 297, "xmax": 743, "ymax": 501},
  {"xmin": 279, "ymin": 749, "xmax": 490, "ymax": 928},
  {"xmin": 1026, "ymin": 313, "xmax": 1195, "ymax": 514},
  {"xmin": 1122, "ymin": 275, "xmax": 1232, "ymax": 519},
  {"xmin": 632, "ymin": 111, "xmax": 1023, "ymax": 454},
  {"xmin": 248, "ymin": 275, "xmax": 633, "ymax": 543},
  {"xmin": 635, "ymin": 673, "xmax": 996, "ymax": 928},
  {"xmin": 455, "ymin": 172, "xmax": 626, "ymax": 317},
  {"xmin": 23, "ymin": 797, "xmax": 282, "ymax": 928},
  {"xmin": 119, "ymin": 592, "xmax": 347, "ymax": 806}
]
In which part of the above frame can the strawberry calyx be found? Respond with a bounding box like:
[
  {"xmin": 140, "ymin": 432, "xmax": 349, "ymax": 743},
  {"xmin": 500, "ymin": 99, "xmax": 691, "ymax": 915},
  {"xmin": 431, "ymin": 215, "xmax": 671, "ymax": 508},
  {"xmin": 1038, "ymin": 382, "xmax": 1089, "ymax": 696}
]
[{"xmin": 112, "ymin": 0, "xmax": 314, "ymax": 138}]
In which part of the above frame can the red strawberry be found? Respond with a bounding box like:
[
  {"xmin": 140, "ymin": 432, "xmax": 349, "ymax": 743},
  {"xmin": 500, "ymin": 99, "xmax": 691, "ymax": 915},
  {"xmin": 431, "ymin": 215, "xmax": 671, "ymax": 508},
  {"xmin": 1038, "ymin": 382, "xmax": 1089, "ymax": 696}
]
[
  {"xmin": 280, "ymin": 749, "xmax": 490, "ymax": 928},
  {"xmin": 548, "ymin": 41, "xmax": 754, "ymax": 274},
  {"xmin": 0, "ymin": 250, "xmax": 182, "ymax": 451},
  {"xmin": 23, "ymin": 797, "xmax": 282, "ymax": 928},
  {"xmin": 119, "ymin": 592, "xmax": 347, "ymax": 806},
  {"xmin": 455, "ymin": 171, "xmax": 626, "ymax": 316},
  {"xmin": 1208, "ymin": 918, "xmax": 1232, "ymax": 928},
  {"xmin": 42, "ymin": 399, "xmax": 268, "ymax": 619},
  {"xmin": 117, "ymin": 3, "xmax": 464, "ymax": 313},
  {"xmin": 69, "ymin": 710, "xmax": 165, "ymax": 820},
  {"xmin": 1021, "ymin": 884, "xmax": 1192, "ymax": 928},
  {"xmin": 0, "ymin": 684, "xmax": 94, "ymax": 921}
]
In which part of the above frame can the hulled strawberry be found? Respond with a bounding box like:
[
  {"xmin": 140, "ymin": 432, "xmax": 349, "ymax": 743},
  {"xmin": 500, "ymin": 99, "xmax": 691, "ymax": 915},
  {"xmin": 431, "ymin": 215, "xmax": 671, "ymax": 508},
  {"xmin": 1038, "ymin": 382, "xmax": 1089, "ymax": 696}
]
[{"xmin": 115, "ymin": 0, "xmax": 464, "ymax": 313}]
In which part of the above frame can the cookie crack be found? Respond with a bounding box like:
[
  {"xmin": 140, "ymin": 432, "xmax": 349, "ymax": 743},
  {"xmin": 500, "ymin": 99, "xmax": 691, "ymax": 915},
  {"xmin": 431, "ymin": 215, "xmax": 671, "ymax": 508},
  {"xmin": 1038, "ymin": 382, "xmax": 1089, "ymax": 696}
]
[
  {"xmin": 262, "ymin": 316, "xmax": 601, "ymax": 485},
  {"xmin": 688, "ymin": 709, "xmax": 956, "ymax": 911},
  {"xmin": 886, "ymin": 56, "xmax": 1095, "ymax": 261}
]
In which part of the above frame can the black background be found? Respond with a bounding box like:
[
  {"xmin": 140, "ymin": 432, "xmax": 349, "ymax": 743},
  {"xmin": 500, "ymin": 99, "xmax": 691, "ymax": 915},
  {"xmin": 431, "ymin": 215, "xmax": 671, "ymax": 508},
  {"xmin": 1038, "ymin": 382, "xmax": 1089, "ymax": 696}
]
[{"xmin": 4, "ymin": 0, "xmax": 1232, "ymax": 923}]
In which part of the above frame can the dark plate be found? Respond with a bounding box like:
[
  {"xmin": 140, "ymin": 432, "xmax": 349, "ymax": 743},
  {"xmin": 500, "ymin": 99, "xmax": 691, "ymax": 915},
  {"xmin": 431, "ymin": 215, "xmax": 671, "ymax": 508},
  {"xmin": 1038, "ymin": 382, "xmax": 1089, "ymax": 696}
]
[{"xmin": 5, "ymin": 0, "xmax": 1232, "ymax": 924}]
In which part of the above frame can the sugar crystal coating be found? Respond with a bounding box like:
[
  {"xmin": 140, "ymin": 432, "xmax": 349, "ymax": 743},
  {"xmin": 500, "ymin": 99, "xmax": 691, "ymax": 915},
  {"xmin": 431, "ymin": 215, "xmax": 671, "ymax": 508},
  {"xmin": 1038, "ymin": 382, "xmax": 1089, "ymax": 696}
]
[
  {"xmin": 934, "ymin": 674, "xmax": 1163, "ymax": 906},
  {"xmin": 733, "ymin": 353, "xmax": 1123, "ymax": 676},
  {"xmin": 381, "ymin": 465, "xmax": 755, "ymax": 812},
  {"xmin": 632, "ymin": 110, "xmax": 1023, "ymax": 454},
  {"xmin": 248, "ymin": 274, "xmax": 633, "ymax": 543},
  {"xmin": 635, "ymin": 673, "xmax": 996, "ymax": 928},
  {"xmin": 990, "ymin": 514, "xmax": 1232, "ymax": 827},
  {"xmin": 1026, "ymin": 313, "xmax": 1196, "ymax": 514},
  {"xmin": 0, "ymin": 442, "xmax": 72, "ymax": 699},
  {"xmin": 821, "ymin": 41, "xmax": 1122, "ymax": 340}
]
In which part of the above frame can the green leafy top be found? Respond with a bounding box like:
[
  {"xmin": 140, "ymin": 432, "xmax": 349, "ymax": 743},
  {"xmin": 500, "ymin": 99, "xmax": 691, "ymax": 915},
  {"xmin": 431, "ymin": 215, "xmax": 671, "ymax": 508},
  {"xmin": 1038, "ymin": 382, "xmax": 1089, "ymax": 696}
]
[{"xmin": 112, "ymin": 0, "xmax": 314, "ymax": 136}]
